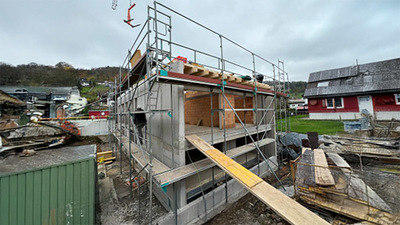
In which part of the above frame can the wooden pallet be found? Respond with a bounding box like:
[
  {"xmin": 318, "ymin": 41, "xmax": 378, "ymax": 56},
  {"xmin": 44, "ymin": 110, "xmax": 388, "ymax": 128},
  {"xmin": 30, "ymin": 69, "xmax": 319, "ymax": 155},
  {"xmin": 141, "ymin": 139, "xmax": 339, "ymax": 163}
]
[{"xmin": 97, "ymin": 151, "xmax": 115, "ymax": 163}]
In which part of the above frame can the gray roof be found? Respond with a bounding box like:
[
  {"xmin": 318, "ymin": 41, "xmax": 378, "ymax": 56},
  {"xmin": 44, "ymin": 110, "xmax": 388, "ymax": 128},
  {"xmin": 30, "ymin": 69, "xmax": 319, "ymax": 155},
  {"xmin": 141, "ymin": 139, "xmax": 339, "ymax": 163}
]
[
  {"xmin": 0, "ymin": 145, "xmax": 96, "ymax": 175},
  {"xmin": 304, "ymin": 58, "xmax": 400, "ymax": 98},
  {"xmin": 0, "ymin": 86, "xmax": 73, "ymax": 95}
]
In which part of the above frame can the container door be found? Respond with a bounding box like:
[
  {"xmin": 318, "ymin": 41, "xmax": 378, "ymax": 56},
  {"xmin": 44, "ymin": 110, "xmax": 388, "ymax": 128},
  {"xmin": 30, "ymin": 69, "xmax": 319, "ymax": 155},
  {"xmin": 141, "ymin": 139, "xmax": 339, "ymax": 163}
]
[{"xmin": 358, "ymin": 95, "xmax": 374, "ymax": 114}]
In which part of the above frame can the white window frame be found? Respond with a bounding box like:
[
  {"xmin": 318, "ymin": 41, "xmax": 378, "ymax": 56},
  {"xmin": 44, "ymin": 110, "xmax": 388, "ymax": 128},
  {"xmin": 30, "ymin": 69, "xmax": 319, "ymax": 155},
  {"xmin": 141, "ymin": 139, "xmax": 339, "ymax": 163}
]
[
  {"xmin": 395, "ymin": 94, "xmax": 400, "ymax": 105},
  {"xmin": 326, "ymin": 97, "xmax": 344, "ymax": 109},
  {"xmin": 317, "ymin": 81, "xmax": 329, "ymax": 87}
]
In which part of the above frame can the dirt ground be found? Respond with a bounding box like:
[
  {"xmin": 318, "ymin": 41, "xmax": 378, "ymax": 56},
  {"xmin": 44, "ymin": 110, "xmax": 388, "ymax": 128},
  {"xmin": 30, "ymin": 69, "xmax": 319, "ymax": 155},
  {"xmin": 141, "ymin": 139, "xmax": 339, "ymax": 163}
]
[
  {"xmin": 97, "ymin": 133, "xmax": 400, "ymax": 225},
  {"xmin": 205, "ymin": 166, "xmax": 292, "ymax": 225},
  {"xmin": 99, "ymin": 153, "xmax": 167, "ymax": 225},
  {"xmin": 205, "ymin": 193, "xmax": 289, "ymax": 225}
]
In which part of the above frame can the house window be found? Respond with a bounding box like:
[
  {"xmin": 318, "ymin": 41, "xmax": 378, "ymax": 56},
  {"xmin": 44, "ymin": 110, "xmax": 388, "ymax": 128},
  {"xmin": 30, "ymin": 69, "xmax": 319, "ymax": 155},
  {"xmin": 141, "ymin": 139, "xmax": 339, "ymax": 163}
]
[
  {"xmin": 395, "ymin": 94, "xmax": 400, "ymax": 105},
  {"xmin": 317, "ymin": 81, "xmax": 329, "ymax": 87},
  {"xmin": 326, "ymin": 97, "xmax": 344, "ymax": 109}
]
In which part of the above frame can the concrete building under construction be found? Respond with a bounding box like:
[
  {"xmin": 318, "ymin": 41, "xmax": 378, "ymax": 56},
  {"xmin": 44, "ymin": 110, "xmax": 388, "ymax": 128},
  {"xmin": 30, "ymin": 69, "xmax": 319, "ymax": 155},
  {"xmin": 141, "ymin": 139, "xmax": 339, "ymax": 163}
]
[{"xmin": 107, "ymin": 2, "xmax": 325, "ymax": 225}]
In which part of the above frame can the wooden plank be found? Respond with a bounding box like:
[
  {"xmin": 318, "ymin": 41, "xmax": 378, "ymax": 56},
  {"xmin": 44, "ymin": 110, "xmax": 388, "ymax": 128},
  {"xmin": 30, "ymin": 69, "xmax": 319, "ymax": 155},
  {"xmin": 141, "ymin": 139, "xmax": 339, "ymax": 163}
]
[
  {"xmin": 154, "ymin": 138, "xmax": 275, "ymax": 186},
  {"xmin": 301, "ymin": 195, "xmax": 396, "ymax": 224},
  {"xmin": 232, "ymin": 77, "xmax": 243, "ymax": 83},
  {"xmin": 184, "ymin": 64, "xmax": 198, "ymax": 75},
  {"xmin": 314, "ymin": 149, "xmax": 335, "ymax": 186},
  {"xmin": 251, "ymin": 182, "xmax": 330, "ymax": 225},
  {"xmin": 193, "ymin": 67, "xmax": 209, "ymax": 76},
  {"xmin": 186, "ymin": 135, "xmax": 330, "ymax": 225},
  {"xmin": 226, "ymin": 74, "xmax": 235, "ymax": 82},
  {"xmin": 130, "ymin": 50, "xmax": 141, "ymax": 68},
  {"xmin": 103, "ymin": 157, "xmax": 116, "ymax": 161},
  {"xmin": 302, "ymin": 147, "xmax": 311, "ymax": 154},
  {"xmin": 97, "ymin": 151, "xmax": 113, "ymax": 156},
  {"xmin": 259, "ymin": 83, "xmax": 271, "ymax": 89},
  {"xmin": 206, "ymin": 148, "xmax": 262, "ymax": 188},
  {"xmin": 326, "ymin": 152, "xmax": 351, "ymax": 169},
  {"xmin": 204, "ymin": 71, "xmax": 220, "ymax": 79},
  {"xmin": 255, "ymin": 82, "xmax": 265, "ymax": 88}
]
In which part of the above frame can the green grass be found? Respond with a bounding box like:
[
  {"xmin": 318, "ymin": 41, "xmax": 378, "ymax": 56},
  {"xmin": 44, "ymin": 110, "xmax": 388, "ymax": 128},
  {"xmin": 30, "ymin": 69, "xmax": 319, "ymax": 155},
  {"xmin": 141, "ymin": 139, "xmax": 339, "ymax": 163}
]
[
  {"xmin": 80, "ymin": 85, "xmax": 109, "ymax": 102},
  {"xmin": 277, "ymin": 115, "xmax": 344, "ymax": 135}
]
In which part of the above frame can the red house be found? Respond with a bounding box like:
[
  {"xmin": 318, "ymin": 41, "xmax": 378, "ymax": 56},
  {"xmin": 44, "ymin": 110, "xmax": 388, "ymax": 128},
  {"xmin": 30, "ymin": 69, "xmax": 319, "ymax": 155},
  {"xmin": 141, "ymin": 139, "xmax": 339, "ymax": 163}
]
[
  {"xmin": 304, "ymin": 58, "xmax": 400, "ymax": 120},
  {"xmin": 88, "ymin": 110, "xmax": 110, "ymax": 119}
]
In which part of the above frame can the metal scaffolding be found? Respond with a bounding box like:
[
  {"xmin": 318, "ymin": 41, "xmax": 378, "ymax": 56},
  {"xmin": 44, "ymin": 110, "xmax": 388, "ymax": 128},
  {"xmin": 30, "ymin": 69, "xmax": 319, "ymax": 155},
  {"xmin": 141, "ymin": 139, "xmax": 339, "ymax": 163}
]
[{"xmin": 108, "ymin": 1, "xmax": 290, "ymax": 224}]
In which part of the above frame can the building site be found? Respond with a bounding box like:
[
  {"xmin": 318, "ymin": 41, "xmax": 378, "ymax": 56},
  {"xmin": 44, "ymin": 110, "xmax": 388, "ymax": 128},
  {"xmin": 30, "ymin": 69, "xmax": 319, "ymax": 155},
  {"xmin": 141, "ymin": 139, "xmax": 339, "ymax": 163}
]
[{"xmin": 0, "ymin": 1, "xmax": 400, "ymax": 225}]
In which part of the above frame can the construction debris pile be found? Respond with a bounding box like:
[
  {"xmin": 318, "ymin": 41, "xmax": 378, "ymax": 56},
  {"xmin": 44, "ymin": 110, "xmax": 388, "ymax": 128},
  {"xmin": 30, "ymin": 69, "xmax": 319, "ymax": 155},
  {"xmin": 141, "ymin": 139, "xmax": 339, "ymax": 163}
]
[
  {"xmin": 0, "ymin": 121, "xmax": 80, "ymax": 157},
  {"xmin": 320, "ymin": 136, "xmax": 400, "ymax": 158},
  {"xmin": 290, "ymin": 147, "xmax": 399, "ymax": 225}
]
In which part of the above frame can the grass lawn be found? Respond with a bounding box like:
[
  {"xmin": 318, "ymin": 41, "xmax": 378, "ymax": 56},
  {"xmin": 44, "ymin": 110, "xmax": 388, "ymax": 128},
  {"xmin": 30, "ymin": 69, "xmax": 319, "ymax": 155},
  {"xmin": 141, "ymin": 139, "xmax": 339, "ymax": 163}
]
[
  {"xmin": 277, "ymin": 115, "xmax": 344, "ymax": 135},
  {"xmin": 81, "ymin": 85, "xmax": 109, "ymax": 102}
]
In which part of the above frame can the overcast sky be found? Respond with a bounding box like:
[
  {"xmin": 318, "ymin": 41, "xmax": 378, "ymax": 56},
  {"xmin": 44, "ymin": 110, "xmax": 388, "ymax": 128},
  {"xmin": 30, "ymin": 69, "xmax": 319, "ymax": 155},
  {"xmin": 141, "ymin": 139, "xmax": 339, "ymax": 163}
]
[{"xmin": 1, "ymin": 0, "xmax": 399, "ymax": 81}]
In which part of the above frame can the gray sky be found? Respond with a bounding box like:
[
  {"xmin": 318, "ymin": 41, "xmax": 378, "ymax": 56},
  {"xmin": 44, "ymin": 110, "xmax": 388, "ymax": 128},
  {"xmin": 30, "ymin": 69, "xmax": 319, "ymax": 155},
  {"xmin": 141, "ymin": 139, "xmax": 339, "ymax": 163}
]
[{"xmin": 1, "ymin": 0, "xmax": 399, "ymax": 81}]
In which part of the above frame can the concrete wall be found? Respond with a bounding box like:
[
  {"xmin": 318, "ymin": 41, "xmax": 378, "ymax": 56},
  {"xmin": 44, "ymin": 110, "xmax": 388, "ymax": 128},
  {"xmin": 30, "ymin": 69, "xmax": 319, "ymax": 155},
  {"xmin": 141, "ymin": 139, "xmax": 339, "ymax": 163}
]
[
  {"xmin": 116, "ymin": 81, "xmax": 277, "ymax": 220},
  {"xmin": 154, "ymin": 157, "xmax": 278, "ymax": 225},
  {"xmin": 74, "ymin": 119, "xmax": 109, "ymax": 136},
  {"xmin": 117, "ymin": 82, "xmax": 186, "ymax": 168},
  {"xmin": 309, "ymin": 112, "xmax": 360, "ymax": 120}
]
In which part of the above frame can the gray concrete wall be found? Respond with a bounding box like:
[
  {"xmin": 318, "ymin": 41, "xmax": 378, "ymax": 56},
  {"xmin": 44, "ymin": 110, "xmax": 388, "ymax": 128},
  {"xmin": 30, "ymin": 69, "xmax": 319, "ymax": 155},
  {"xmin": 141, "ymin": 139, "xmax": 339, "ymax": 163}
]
[
  {"xmin": 117, "ymin": 82, "xmax": 186, "ymax": 168},
  {"xmin": 74, "ymin": 119, "xmax": 109, "ymax": 136},
  {"xmin": 117, "ymin": 82, "xmax": 187, "ymax": 208},
  {"xmin": 116, "ymin": 81, "xmax": 277, "ymax": 217},
  {"xmin": 154, "ymin": 156, "xmax": 278, "ymax": 225}
]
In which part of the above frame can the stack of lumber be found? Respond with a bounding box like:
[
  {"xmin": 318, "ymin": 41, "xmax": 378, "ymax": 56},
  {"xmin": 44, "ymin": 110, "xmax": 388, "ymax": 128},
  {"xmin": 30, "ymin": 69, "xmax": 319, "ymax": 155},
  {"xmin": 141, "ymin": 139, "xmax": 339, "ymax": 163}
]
[
  {"xmin": 181, "ymin": 62, "xmax": 271, "ymax": 90},
  {"xmin": 325, "ymin": 136, "xmax": 400, "ymax": 157},
  {"xmin": 97, "ymin": 151, "xmax": 116, "ymax": 164},
  {"xmin": 293, "ymin": 148, "xmax": 398, "ymax": 224}
]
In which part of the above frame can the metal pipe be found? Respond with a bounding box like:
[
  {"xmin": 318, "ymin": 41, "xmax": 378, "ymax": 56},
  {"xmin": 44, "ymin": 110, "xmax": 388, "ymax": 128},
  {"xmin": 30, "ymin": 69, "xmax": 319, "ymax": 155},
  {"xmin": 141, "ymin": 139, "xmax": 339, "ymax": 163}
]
[
  {"xmin": 119, "ymin": 65, "xmax": 123, "ymax": 175},
  {"xmin": 128, "ymin": 53, "xmax": 133, "ymax": 201},
  {"xmin": 154, "ymin": 1, "xmax": 286, "ymax": 73}
]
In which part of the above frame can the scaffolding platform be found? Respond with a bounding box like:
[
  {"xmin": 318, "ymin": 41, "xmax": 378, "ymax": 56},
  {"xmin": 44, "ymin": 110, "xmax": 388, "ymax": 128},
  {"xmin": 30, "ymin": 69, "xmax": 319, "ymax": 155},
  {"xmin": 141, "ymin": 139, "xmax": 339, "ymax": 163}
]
[
  {"xmin": 185, "ymin": 123, "xmax": 272, "ymax": 150},
  {"xmin": 113, "ymin": 131, "xmax": 170, "ymax": 175},
  {"xmin": 154, "ymin": 137, "xmax": 274, "ymax": 187}
]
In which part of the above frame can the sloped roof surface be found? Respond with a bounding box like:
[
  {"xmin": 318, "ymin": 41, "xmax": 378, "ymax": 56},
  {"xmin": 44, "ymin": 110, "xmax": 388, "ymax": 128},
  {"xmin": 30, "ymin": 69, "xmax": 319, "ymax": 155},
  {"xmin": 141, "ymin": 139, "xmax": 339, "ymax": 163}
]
[
  {"xmin": 0, "ymin": 90, "xmax": 25, "ymax": 104},
  {"xmin": 304, "ymin": 58, "xmax": 400, "ymax": 98}
]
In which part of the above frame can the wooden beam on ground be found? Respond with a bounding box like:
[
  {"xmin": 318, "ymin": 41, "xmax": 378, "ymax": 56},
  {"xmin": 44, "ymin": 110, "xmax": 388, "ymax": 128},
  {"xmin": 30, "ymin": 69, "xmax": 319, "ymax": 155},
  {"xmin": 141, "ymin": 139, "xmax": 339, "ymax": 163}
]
[
  {"xmin": 314, "ymin": 149, "xmax": 335, "ymax": 186},
  {"xmin": 186, "ymin": 134, "xmax": 330, "ymax": 225},
  {"xmin": 301, "ymin": 195, "xmax": 396, "ymax": 224},
  {"xmin": 326, "ymin": 152, "xmax": 351, "ymax": 170},
  {"xmin": 154, "ymin": 138, "xmax": 275, "ymax": 186},
  {"xmin": 97, "ymin": 151, "xmax": 113, "ymax": 156}
]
